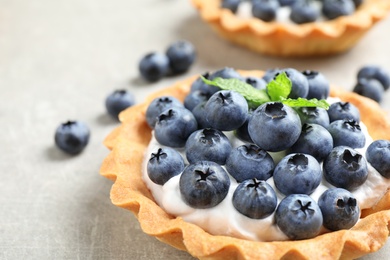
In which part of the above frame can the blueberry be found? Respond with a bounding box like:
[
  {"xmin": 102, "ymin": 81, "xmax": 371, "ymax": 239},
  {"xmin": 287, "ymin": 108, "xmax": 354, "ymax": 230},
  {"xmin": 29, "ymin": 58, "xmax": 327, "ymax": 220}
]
[
  {"xmin": 323, "ymin": 146, "xmax": 368, "ymax": 190},
  {"xmin": 273, "ymin": 153, "xmax": 322, "ymax": 195},
  {"xmin": 166, "ymin": 40, "xmax": 196, "ymax": 74},
  {"xmin": 353, "ymin": 78, "xmax": 384, "ymax": 103},
  {"xmin": 327, "ymin": 101, "xmax": 360, "ymax": 123},
  {"xmin": 318, "ymin": 188, "xmax": 360, "ymax": 231},
  {"xmin": 366, "ymin": 140, "xmax": 390, "ymax": 178},
  {"xmin": 290, "ymin": 123, "xmax": 333, "ymax": 162},
  {"xmin": 295, "ymin": 107, "xmax": 330, "ymax": 128},
  {"xmin": 209, "ymin": 67, "xmax": 243, "ymax": 81},
  {"xmin": 262, "ymin": 68, "xmax": 280, "ymax": 83},
  {"xmin": 105, "ymin": 89, "xmax": 135, "ymax": 120},
  {"xmin": 226, "ymin": 144, "xmax": 275, "ymax": 182},
  {"xmin": 327, "ymin": 119, "xmax": 365, "ymax": 148},
  {"xmin": 252, "ymin": 0, "xmax": 280, "ymax": 22},
  {"xmin": 248, "ymin": 102, "xmax": 301, "ymax": 152},
  {"xmin": 145, "ymin": 96, "xmax": 183, "ymax": 128},
  {"xmin": 357, "ymin": 65, "xmax": 390, "ymax": 91},
  {"xmin": 185, "ymin": 128, "xmax": 232, "ymax": 165},
  {"xmin": 245, "ymin": 76, "xmax": 267, "ymax": 90},
  {"xmin": 179, "ymin": 161, "xmax": 230, "ymax": 209},
  {"xmin": 302, "ymin": 70, "xmax": 330, "ymax": 100},
  {"xmin": 191, "ymin": 72, "xmax": 220, "ymax": 96},
  {"xmin": 154, "ymin": 107, "xmax": 198, "ymax": 147},
  {"xmin": 184, "ymin": 90, "xmax": 211, "ymax": 111},
  {"xmin": 234, "ymin": 111, "xmax": 254, "ymax": 143},
  {"xmin": 278, "ymin": 68, "xmax": 309, "ymax": 99},
  {"xmin": 147, "ymin": 147, "xmax": 185, "ymax": 185},
  {"xmin": 54, "ymin": 120, "xmax": 90, "ymax": 154},
  {"xmin": 352, "ymin": 0, "xmax": 364, "ymax": 8},
  {"xmin": 322, "ymin": 0, "xmax": 355, "ymax": 20},
  {"xmin": 275, "ymin": 194, "xmax": 323, "ymax": 240},
  {"xmin": 139, "ymin": 52, "xmax": 169, "ymax": 82},
  {"xmin": 290, "ymin": 0, "xmax": 320, "ymax": 24},
  {"xmin": 221, "ymin": 0, "xmax": 241, "ymax": 13},
  {"xmin": 205, "ymin": 90, "xmax": 248, "ymax": 131},
  {"xmin": 192, "ymin": 101, "xmax": 213, "ymax": 129},
  {"xmin": 232, "ymin": 179, "xmax": 277, "ymax": 219}
]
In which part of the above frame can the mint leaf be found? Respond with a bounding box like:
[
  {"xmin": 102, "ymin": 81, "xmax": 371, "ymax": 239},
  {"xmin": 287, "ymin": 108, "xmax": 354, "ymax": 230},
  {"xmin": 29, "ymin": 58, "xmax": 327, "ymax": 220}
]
[
  {"xmin": 281, "ymin": 98, "xmax": 330, "ymax": 109},
  {"xmin": 266, "ymin": 72, "xmax": 292, "ymax": 101},
  {"xmin": 201, "ymin": 76, "xmax": 270, "ymax": 108}
]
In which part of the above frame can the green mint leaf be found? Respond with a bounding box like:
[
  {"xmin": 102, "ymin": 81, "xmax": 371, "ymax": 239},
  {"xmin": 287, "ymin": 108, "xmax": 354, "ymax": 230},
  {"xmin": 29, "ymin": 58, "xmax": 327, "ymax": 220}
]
[
  {"xmin": 281, "ymin": 98, "xmax": 330, "ymax": 109},
  {"xmin": 266, "ymin": 72, "xmax": 292, "ymax": 101},
  {"xmin": 201, "ymin": 76, "xmax": 270, "ymax": 108}
]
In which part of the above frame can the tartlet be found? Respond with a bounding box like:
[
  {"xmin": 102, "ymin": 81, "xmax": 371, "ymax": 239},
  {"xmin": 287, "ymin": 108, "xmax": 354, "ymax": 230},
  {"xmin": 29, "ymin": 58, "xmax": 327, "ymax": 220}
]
[
  {"xmin": 191, "ymin": 0, "xmax": 390, "ymax": 57},
  {"xmin": 100, "ymin": 70, "xmax": 390, "ymax": 259}
]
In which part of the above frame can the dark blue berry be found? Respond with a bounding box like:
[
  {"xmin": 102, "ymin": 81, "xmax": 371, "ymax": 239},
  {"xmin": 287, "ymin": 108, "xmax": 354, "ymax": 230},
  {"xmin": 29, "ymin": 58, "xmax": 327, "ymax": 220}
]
[
  {"xmin": 366, "ymin": 140, "xmax": 390, "ymax": 178},
  {"xmin": 147, "ymin": 147, "xmax": 185, "ymax": 185},
  {"xmin": 166, "ymin": 40, "xmax": 196, "ymax": 74},
  {"xmin": 54, "ymin": 120, "xmax": 90, "ymax": 154},
  {"xmin": 221, "ymin": 0, "xmax": 241, "ymax": 13},
  {"xmin": 302, "ymin": 70, "xmax": 330, "ymax": 100},
  {"xmin": 252, "ymin": 0, "xmax": 280, "ymax": 22},
  {"xmin": 232, "ymin": 179, "xmax": 277, "ymax": 219},
  {"xmin": 353, "ymin": 78, "xmax": 384, "ymax": 103},
  {"xmin": 105, "ymin": 89, "xmax": 135, "ymax": 119},
  {"xmin": 139, "ymin": 52, "xmax": 169, "ymax": 82},
  {"xmin": 184, "ymin": 90, "xmax": 211, "ymax": 111},
  {"xmin": 209, "ymin": 67, "xmax": 243, "ymax": 81},
  {"xmin": 327, "ymin": 101, "xmax": 360, "ymax": 123},
  {"xmin": 290, "ymin": 0, "xmax": 320, "ymax": 24},
  {"xmin": 245, "ymin": 76, "xmax": 267, "ymax": 90},
  {"xmin": 323, "ymin": 146, "xmax": 368, "ymax": 190},
  {"xmin": 145, "ymin": 96, "xmax": 183, "ymax": 128},
  {"xmin": 179, "ymin": 161, "xmax": 230, "ymax": 209},
  {"xmin": 327, "ymin": 119, "xmax": 365, "ymax": 148},
  {"xmin": 295, "ymin": 107, "xmax": 330, "ymax": 128},
  {"xmin": 279, "ymin": 68, "xmax": 309, "ymax": 99},
  {"xmin": 192, "ymin": 101, "xmax": 213, "ymax": 129},
  {"xmin": 322, "ymin": 0, "xmax": 355, "ymax": 20},
  {"xmin": 191, "ymin": 72, "xmax": 220, "ymax": 96},
  {"xmin": 357, "ymin": 65, "xmax": 390, "ymax": 90}
]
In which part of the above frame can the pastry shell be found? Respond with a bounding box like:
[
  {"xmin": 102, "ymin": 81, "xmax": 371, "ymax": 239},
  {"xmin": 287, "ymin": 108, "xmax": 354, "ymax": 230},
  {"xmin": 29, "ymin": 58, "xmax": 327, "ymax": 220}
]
[
  {"xmin": 191, "ymin": 0, "xmax": 390, "ymax": 57},
  {"xmin": 100, "ymin": 71, "xmax": 390, "ymax": 259}
]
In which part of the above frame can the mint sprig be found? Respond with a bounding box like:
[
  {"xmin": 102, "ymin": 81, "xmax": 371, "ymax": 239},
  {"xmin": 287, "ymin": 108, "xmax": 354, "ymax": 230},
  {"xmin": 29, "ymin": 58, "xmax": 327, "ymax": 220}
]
[{"xmin": 201, "ymin": 72, "xmax": 330, "ymax": 110}]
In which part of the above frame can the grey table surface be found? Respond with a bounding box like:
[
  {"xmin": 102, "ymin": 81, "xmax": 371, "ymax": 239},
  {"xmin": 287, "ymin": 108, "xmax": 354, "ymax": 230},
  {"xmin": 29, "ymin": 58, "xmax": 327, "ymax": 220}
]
[{"xmin": 1, "ymin": 0, "xmax": 390, "ymax": 259}]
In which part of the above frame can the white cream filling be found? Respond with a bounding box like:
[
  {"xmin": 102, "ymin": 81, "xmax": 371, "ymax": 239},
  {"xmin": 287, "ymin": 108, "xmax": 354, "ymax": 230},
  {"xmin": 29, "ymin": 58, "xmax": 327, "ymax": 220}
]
[{"xmin": 142, "ymin": 100, "xmax": 390, "ymax": 241}]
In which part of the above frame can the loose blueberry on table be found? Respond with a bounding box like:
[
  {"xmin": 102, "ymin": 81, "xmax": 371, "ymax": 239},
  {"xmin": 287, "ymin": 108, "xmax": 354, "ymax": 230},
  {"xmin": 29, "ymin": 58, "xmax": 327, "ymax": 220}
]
[
  {"xmin": 54, "ymin": 120, "xmax": 90, "ymax": 154},
  {"xmin": 144, "ymin": 67, "xmax": 390, "ymax": 242}
]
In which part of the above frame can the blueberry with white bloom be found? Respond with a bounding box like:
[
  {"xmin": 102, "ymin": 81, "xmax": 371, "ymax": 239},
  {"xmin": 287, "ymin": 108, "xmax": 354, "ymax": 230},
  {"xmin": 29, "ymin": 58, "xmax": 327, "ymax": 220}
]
[
  {"xmin": 262, "ymin": 68, "xmax": 280, "ymax": 83},
  {"xmin": 154, "ymin": 107, "xmax": 198, "ymax": 147},
  {"xmin": 139, "ymin": 52, "xmax": 169, "ymax": 82},
  {"xmin": 357, "ymin": 65, "xmax": 390, "ymax": 90},
  {"xmin": 166, "ymin": 40, "xmax": 196, "ymax": 74},
  {"xmin": 147, "ymin": 147, "xmax": 185, "ymax": 185},
  {"xmin": 302, "ymin": 70, "xmax": 330, "ymax": 100},
  {"xmin": 353, "ymin": 78, "xmax": 384, "ymax": 103},
  {"xmin": 327, "ymin": 119, "xmax": 365, "ymax": 148},
  {"xmin": 209, "ymin": 67, "xmax": 243, "ymax": 81},
  {"xmin": 248, "ymin": 102, "xmax": 301, "ymax": 152},
  {"xmin": 327, "ymin": 101, "xmax": 360, "ymax": 123},
  {"xmin": 185, "ymin": 128, "xmax": 232, "ymax": 165},
  {"xmin": 191, "ymin": 72, "xmax": 220, "ymax": 96},
  {"xmin": 184, "ymin": 90, "xmax": 211, "ymax": 111},
  {"xmin": 179, "ymin": 161, "xmax": 230, "ymax": 209},
  {"xmin": 105, "ymin": 89, "xmax": 135, "ymax": 120},
  {"xmin": 252, "ymin": 0, "xmax": 280, "ymax": 22},
  {"xmin": 275, "ymin": 194, "xmax": 323, "ymax": 240},
  {"xmin": 322, "ymin": 0, "xmax": 355, "ymax": 20},
  {"xmin": 245, "ymin": 76, "xmax": 267, "ymax": 90},
  {"xmin": 205, "ymin": 90, "xmax": 248, "ymax": 131},
  {"xmin": 192, "ymin": 101, "xmax": 212, "ymax": 129},
  {"xmin": 295, "ymin": 107, "xmax": 330, "ymax": 128},
  {"xmin": 323, "ymin": 146, "xmax": 368, "ymax": 190},
  {"xmin": 232, "ymin": 179, "xmax": 277, "ymax": 219},
  {"xmin": 273, "ymin": 153, "xmax": 322, "ymax": 195},
  {"xmin": 279, "ymin": 68, "xmax": 309, "ymax": 99},
  {"xmin": 55, "ymin": 120, "xmax": 90, "ymax": 154},
  {"xmin": 290, "ymin": 123, "xmax": 333, "ymax": 162},
  {"xmin": 290, "ymin": 0, "xmax": 320, "ymax": 24},
  {"xmin": 226, "ymin": 144, "xmax": 275, "ymax": 182},
  {"xmin": 146, "ymin": 96, "xmax": 183, "ymax": 128},
  {"xmin": 366, "ymin": 140, "xmax": 390, "ymax": 178},
  {"xmin": 234, "ymin": 111, "xmax": 253, "ymax": 143},
  {"xmin": 318, "ymin": 188, "xmax": 360, "ymax": 231}
]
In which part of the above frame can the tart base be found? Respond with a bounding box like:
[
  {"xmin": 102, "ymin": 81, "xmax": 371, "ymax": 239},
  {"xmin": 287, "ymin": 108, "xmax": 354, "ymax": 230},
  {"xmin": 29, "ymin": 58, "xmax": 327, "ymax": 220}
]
[
  {"xmin": 191, "ymin": 0, "xmax": 390, "ymax": 57},
  {"xmin": 101, "ymin": 71, "xmax": 390, "ymax": 259}
]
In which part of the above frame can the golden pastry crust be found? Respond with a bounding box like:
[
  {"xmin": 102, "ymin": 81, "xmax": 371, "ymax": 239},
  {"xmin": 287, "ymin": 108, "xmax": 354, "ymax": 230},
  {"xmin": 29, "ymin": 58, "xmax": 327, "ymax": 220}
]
[
  {"xmin": 191, "ymin": 0, "xmax": 390, "ymax": 57},
  {"xmin": 100, "ymin": 71, "xmax": 390, "ymax": 259}
]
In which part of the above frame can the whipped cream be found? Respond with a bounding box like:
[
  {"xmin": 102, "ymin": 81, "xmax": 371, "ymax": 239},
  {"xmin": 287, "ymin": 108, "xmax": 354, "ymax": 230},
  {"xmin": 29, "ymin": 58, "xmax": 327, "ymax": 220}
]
[{"xmin": 142, "ymin": 104, "xmax": 390, "ymax": 242}]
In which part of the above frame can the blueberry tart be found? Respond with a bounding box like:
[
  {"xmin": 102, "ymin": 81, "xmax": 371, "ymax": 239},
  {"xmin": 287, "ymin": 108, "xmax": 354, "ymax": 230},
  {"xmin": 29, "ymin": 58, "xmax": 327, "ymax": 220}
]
[
  {"xmin": 101, "ymin": 69, "xmax": 390, "ymax": 259},
  {"xmin": 191, "ymin": 0, "xmax": 390, "ymax": 56}
]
